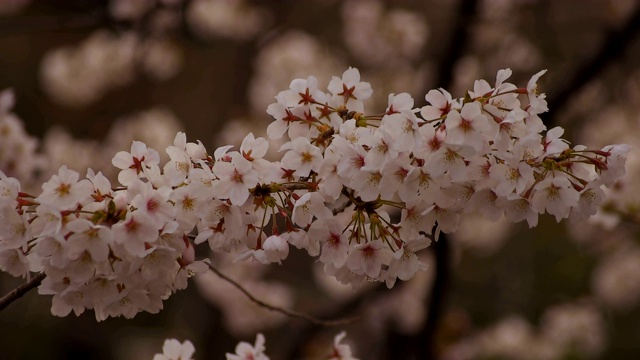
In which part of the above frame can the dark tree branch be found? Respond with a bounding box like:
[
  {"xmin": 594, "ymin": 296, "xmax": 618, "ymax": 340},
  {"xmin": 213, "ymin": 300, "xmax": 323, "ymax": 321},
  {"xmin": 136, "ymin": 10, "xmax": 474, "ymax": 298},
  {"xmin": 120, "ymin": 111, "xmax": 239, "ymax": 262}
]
[
  {"xmin": 415, "ymin": 236, "xmax": 451, "ymax": 359},
  {"xmin": 0, "ymin": 272, "xmax": 46, "ymax": 311},
  {"xmin": 207, "ymin": 262, "xmax": 358, "ymax": 327},
  {"xmin": 433, "ymin": 0, "xmax": 480, "ymax": 90},
  {"xmin": 408, "ymin": 0, "xmax": 480, "ymax": 358},
  {"xmin": 541, "ymin": 5, "xmax": 640, "ymax": 126}
]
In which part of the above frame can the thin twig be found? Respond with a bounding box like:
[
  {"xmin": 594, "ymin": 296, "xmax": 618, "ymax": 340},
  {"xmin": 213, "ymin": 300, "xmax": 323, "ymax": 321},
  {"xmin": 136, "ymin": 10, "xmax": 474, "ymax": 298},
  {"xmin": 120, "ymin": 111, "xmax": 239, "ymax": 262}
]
[
  {"xmin": 206, "ymin": 262, "xmax": 358, "ymax": 326},
  {"xmin": 0, "ymin": 272, "xmax": 46, "ymax": 311}
]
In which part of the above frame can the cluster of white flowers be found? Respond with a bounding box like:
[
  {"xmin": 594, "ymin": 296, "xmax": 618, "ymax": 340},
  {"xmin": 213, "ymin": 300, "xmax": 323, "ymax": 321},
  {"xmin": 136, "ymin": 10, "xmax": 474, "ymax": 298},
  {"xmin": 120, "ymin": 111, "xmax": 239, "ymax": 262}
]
[
  {"xmin": 225, "ymin": 331, "xmax": 357, "ymax": 360},
  {"xmin": 0, "ymin": 158, "xmax": 210, "ymax": 320},
  {"xmin": 0, "ymin": 89, "xmax": 46, "ymax": 188},
  {"xmin": 152, "ymin": 331, "xmax": 358, "ymax": 360},
  {"xmin": 0, "ymin": 67, "xmax": 629, "ymax": 320},
  {"xmin": 261, "ymin": 67, "xmax": 628, "ymax": 288}
]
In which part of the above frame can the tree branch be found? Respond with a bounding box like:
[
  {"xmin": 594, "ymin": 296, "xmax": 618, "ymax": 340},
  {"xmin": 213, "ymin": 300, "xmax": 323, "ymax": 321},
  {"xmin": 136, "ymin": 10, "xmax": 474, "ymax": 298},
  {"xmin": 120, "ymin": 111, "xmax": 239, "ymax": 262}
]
[
  {"xmin": 433, "ymin": 0, "xmax": 480, "ymax": 90},
  {"xmin": 415, "ymin": 235, "xmax": 451, "ymax": 359},
  {"xmin": 206, "ymin": 262, "xmax": 358, "ymax": 327},
  {"xmin": 541, "ymin": 5, "xmax": 640, "ymax": 126},
  {"xmin": 0, "ymin": 272, "xmax": 46, "ymax": 311},
  {"xmin": 407, "ymin": 0, "xmax": 480, "ymax": 356}
]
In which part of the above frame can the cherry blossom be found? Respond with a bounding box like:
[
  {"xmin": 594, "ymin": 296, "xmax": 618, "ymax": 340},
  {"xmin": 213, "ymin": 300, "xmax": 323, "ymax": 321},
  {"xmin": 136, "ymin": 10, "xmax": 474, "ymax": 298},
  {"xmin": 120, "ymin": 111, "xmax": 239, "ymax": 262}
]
[
  {"xmin": 327, "ymin": 67, "xmax": 373, "ymax": 108},
  {"xmin": 291, "ymin": 192, "xmax": 332, "ymax": 227},
  {"xmin": 0, "ymin": 67, "xmax": 630, "ymax": 322},
  {"xmin": 211, "ymin": 152, "xmax": 259, "ymax": 205},
  {"xmin": 328, "ymin": 331, "xmax": 360, "ymax": 360},
  {"xmin": 153, "ymin": 339, "xmax": 195, "ymax": 360},
  {"xmin": 226, "ymin": 333, "xmax": 269, "ymax": 360},
  {"xmin": 36, "ymin": 165, "xmax": 92, "ymax": 208},
  {"xmin": 111, "ymin": 141, "xmax": 160, "ymax": 186}
]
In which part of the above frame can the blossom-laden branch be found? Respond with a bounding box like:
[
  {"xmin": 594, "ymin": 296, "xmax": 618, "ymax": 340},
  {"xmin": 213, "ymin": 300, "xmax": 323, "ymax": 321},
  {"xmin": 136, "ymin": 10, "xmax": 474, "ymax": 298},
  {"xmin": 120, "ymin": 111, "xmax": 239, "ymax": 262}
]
[
  {"xmin": 207, "ymin": 262, "xmax": 358, "ymax": 327},
  {"xmin": 0, "ymin": 272, "xmax": 46, "ymax": 311},
  {"xmin": 0, "ymin": 66, "xmax": 630, "ymax": 321}
]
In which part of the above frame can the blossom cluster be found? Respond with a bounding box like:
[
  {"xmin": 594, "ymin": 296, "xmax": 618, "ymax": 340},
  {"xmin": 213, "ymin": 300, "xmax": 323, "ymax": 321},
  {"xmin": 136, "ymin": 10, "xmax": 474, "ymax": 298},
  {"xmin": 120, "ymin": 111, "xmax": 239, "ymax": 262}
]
[
  {"xmin": 224, "ymin": 331, "xmax": 358, "ymax": 360},
  {"xmin": 153, "ymin": 331, "xmax": 357, "ymax": 360},
  {"xmin": 0, "ymin": 67, "xmax": 629, "ymax": 320},
  {"xmin": 0, "ymin": 89, "xmax": 46, "ymax": 185}
]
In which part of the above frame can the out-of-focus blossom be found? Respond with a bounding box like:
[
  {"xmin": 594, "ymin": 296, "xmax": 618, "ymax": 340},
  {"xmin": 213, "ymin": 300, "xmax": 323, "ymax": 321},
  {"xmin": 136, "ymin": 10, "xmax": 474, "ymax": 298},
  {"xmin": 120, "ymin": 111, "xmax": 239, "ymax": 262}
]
[
  {"xmin": 342, "ymin": 0, "xmax": 429, "ymax": 68},
  {"xmin": 445, "ymin": 301, "xmax": 607, "ymax": 360},
  {"xmin": 226, "ymin": 334, "xmax": 269, "ymax": 360},
  {"xmin": 153, "ymin": 339, "xmax": 195, "ymax": 360},
  {"xmin": 363, "ymin": 261, "xmax": 433, "ymax": 335},
  {"xmin": 328, "ymin": 331, "xmax": 359, "ymax": 360},
  {"xmin": 249, "ymin": 31, "xmax": 344, "ymax": 116},
  {"xmin": 593, "ymin": 244, "xmax": 640, "ymax": 311},
  {"xmin": 109, "ymin": 0, "xmax": 155, "ymax": 21},
  {"xmin": 187, "ymin": 0, "xmax": 270, "ymax": 41},
  {"xmin": 40, "ymin": 31, "xmax": 138, "ymax": 108},
  {"xmin": 138, "ymin": 38, "xmax": 184, "ymax": 81},
  {"xmin": 0, "ymin": 89, "xmax": 47, "ymax": 189},
  {"xmin": 539, "ymin": 301, "xmax": 607, "ymax": 358},
  {"xmin": 450, "ymin": 214, "xmax": 512, "ymax": 255}
]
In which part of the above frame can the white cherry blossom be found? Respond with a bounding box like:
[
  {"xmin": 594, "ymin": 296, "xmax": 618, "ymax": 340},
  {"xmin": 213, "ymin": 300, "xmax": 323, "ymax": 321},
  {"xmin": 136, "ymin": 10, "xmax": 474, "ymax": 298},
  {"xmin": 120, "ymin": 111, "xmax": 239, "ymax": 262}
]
[
  {"xmin": 328, "ymin": 331, "xmax": 360, "ymax": 360},
  {"xmin": 212, "ymin": 152, "xmax": 259, "ymax": 205},
  {"xmin": 36, "ymin": 166, "xmax": 92, "ymax": 208},
  {"xmin": 280, "ymin": 137, "xmax": 323, "ymax": 177},
  {"xmin": 346, "ymin": 240, "xmax": 391, "ymax": 278},
  {"xmin": 531, "ymin": 175, "xmax": 580, "ymax": 222},
  {"xmin": 444, "ymin": 101, "xmax": 491, "ymax": 152},
  {"xmin": 327, "ymin": 67, "xmax": 372, "ymax": 107},
  {"xmin": 153, "ymin": 339, "xmax": 195, "ymax": 360},
  {"xmin": 226, "ymin": 333, "xmax": 269, "ymax": 360},
  {"xmin": 111, "ymin": 141, "xmax": 160, "ymax": 185},
  {"xmin": 291, "ymin": 192, "xmax": 332, "ymax": 227},
  {"xmin": 421, "ymin": 88, "xmax": 454, "ymax": 120}
]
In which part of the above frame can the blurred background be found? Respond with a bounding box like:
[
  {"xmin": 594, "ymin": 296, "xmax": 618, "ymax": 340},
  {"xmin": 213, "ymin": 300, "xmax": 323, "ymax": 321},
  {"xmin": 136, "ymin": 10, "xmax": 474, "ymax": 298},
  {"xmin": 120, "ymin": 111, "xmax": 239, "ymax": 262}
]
[{"xmin": 1, "ymin": 0, "xmax": 640, "ymax": 359}]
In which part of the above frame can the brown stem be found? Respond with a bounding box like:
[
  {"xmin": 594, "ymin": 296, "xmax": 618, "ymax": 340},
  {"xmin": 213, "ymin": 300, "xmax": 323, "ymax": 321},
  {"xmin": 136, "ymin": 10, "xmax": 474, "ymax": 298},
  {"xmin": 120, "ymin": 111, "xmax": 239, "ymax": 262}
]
[
  {"xmin": 206, "ymin": 262, "xmax": 358, "ymax": 327},
  {"xmin": 0, "ymin": 272, "xmax": 46, "ymax": 311}
]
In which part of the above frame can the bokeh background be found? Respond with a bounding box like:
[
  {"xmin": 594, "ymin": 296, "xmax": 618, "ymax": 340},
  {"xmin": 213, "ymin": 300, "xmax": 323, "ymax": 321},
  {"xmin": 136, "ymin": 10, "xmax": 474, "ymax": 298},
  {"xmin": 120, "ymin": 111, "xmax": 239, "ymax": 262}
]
[{"xmin": 1, "ymin": 0, "xmax": 640, "ymax": 359}]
